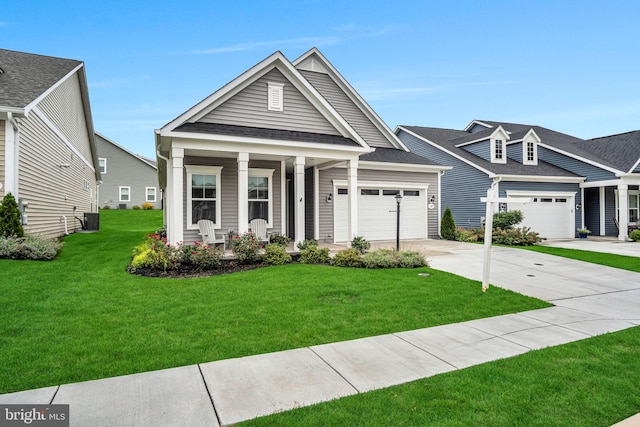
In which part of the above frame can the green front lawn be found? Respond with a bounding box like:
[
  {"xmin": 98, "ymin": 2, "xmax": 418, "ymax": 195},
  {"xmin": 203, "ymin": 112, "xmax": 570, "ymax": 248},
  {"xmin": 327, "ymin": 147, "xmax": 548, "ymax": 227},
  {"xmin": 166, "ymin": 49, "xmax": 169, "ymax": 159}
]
[
  {"xmin": 521, "ymin": 245, "xmax": 640, "ymax": 273},
  {"xmin": 0, "ymin": 210, "xmax": 549, "ymax": 394}
]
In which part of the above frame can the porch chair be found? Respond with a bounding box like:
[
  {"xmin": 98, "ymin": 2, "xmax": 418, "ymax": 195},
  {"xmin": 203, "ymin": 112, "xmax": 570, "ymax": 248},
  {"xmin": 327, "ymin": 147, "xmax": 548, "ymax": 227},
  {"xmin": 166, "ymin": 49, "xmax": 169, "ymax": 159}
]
[
  {"xmin": 197, "ymin": 219, "xmax": 226, "ymax": 250},
  {"xmin": 249, "ymin": 218, "xmax": 269, "ymax": 244}
]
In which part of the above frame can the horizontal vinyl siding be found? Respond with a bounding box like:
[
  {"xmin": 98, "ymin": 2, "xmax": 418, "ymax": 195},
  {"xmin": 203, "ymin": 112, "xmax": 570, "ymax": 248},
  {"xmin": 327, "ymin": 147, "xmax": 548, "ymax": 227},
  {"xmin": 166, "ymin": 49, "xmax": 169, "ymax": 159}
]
[
  {"xmin": 0, "ymin": 120, "xmax": 5, "ymax": 198},
  {"xmin": 538, "ymin": 146, "xmax": 617, "ymax": 182},
  {"xmin": 605, "ymin": 186, "xmax": 617, "ymax": 235},
  {"xmin": 463, "ymin": 140, "xmax": 491, "ymax": 162},
  {"xmin": 200, "ymin": 68, "xmax": 340, "ymax": 135},
  {"xmin": 181, "ymin": 157, "xmax": 282, "ymax": 244},
  {"xmin": 318, "ymin": 167, "xmax": 440, "ymax": 240},
  {"xmin": 507, "ymin": 142, "xmax": 523, "ymax": 163},
  {"xmin": 300, "ymin": 70, "xmax": 394, "ymax": 149},
  {"xmin": 37, "ymin": 73, "xmax": 92, "ymax": 161},
  {"xmin": 399, "ymin": 129, "xmax": 491, "ymax": 229},
  {"xmin": 95, "ymin": 136, "xmax": 159, "ymax": 209},
  {"xmin": 18, "ymin": 113, "xmax": 97, "ymax": 238}
]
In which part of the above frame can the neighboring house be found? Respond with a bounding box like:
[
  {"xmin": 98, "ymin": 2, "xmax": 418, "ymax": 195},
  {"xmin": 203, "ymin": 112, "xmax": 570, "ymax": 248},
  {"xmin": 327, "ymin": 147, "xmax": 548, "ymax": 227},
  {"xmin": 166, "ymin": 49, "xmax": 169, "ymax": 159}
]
[
  {"xmin": 95, "ymin": 133, "xmax": 160, "ymax": 209},
  {"xmin": 397, "ymin": 120, "xmax": 640, "ymax": 240},
  {"xmin": 156, "ymin": 48, "xmax": 448, "ymax": 246},
  {"xmin": 0, "ymin": 48, "xmax": 100, "ymax": 237}
]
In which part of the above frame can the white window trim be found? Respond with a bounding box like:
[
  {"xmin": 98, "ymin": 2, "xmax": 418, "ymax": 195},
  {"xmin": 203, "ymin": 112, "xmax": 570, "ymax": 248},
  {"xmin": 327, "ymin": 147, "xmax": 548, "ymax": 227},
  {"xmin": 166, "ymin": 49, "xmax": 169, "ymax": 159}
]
[
  {"xmin": 248, "ymin": 168, "xmax": 275, "ymax": 228},
  {"xmin": 146, "ymin": 187, "xmax": 157, "ymax": 203},
  {"xmin": 186, "ymin": 165, "xmax": 223, "ymax": 230},
  {"xmin": 99, "ymin": 158, "xmax": 107, "ymax": 174},
  {"xmin": 614, "ymin": 189, "xmax": 639, "ymax": 225},
  {"xmin": 523, "ymin": 140, "xmax": 538, "ymax": 165},
  {"xmin": 119, "ymin": 186, "xmax": 131, "ymax": 202},
  {"xmin": 491, "ymin": 138, "xmax": 506, "ymax": 164},
  {"xmin": 268, "ymin": 82, "xmax": 284, "ymax": 112}
]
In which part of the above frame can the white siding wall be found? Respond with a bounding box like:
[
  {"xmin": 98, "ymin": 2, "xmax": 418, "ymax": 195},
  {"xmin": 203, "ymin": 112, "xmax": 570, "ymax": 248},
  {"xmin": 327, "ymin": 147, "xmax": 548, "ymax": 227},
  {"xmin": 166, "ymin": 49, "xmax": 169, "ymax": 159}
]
[{"xmin": 199, "ymin": 68, "xmax": 340, "ymax": 135}]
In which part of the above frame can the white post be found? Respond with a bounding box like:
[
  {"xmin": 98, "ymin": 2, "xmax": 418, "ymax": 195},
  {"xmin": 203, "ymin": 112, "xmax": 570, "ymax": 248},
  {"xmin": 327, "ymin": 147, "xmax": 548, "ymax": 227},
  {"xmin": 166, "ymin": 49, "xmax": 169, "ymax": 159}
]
[
  {"xmin": 294, "ymin": 156, "xmax": 306, "ymax": 245},
  {"xmin": 169, "ymin": 147, "xmax": 184, "ymax": 246},
  {"xmin": 481, "ymin": 188, "xmax": 495, "ymax": 292},
  {"xmin": 238, "ymin": 152, "xmax": 249, "ymax": 234},
  {"xmin": 313, "ymin": 166, "xmax": 320, "ymax": 240},
  {"xmin": 348, "ymin": 159, "xmax": 358, "ymax": 240},
  {"xmin": 599, "ymin": 186, "xmax": 606, "ymax": 236},
  {"xmin": 280, "ymin": 160, "xmax": 287, "ymax": 236},
  {"xmin": 618, "ymin": 184, "xmax": 629, "ymax": 241}
]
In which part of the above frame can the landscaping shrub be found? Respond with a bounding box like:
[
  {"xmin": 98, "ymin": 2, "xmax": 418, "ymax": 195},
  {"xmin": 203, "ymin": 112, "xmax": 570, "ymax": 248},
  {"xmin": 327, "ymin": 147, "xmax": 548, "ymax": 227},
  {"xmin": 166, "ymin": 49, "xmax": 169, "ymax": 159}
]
[
  {"xmin": 132, "ymin": 205, "xmax": 141, "ymax": 210},
  {"xmin": 455, "ymin": 227, "xmax": 480, "ymax": 242},
  {"xmin": 0, "ymin": 235, "xmax": 62, "ymax": 260},
  {"xmin": 332, "ymin": 248, "xmax": 363, "ymax": 267},
  {"xmin": 181, "ymin": 242, "xmax": 223, "ymax": 270},
  {"xmin": 231, "ymin": 232, "xmax": 262, "ymax": 264},
  {"xmin": 296, "ymin": 239, "xmax": 318, "ymax": 250},
  {"xmin": 492, "ymin": 210, "xmax": 523, "ymax": 230},
  {"xmin": 268, "ymin": 232, "xmax": 291, "ymax": 246},
  {"xmin": 263, "ymin": 243, "xmax": 292, "ymax": 265},
  {"xmin": 142, "ymin": 202, "xmax": 154, "ymax": 210},
  {"xmin": 101, "ymin": 205, "xmax": 111, "ymax": 209},
  {"xmin": 492, "ymin": 227, "xmax": 542, "ymax": 246},
  {"xmin": 0, "ymin": 193, "xmax": 24, "ymax": 238},
  {"xmin": 130, "ymin": 233, "xmax": 180, "ymax": 271},
  {"xmin": 441, "ymin": 206, "xmax": 455, "ymax": 240},
  {"xmin": 299, "ymin": 245, "xmax": 330, "ymax": 264},
  {"xmin": 629, "ymin": 229, "xmax": 640, "ymax": 242},
  {"xmin": 350, "ymin": 236, "xmax": 371, "ymax": 254},
  {"xmin": 362, "ymin": 249, "xmax": 398, "ymax": 269},
  {"xmin": 398, "ymin": 250, "xmax": 428, "ymax": 268}
]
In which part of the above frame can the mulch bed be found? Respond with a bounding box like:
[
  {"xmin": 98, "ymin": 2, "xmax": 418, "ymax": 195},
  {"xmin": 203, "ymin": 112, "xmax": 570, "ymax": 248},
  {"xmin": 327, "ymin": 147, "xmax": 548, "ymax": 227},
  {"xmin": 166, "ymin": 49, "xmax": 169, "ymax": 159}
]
[{"xmin": 128, "ymin": 260, "xmax": 267, "ymax": 279}]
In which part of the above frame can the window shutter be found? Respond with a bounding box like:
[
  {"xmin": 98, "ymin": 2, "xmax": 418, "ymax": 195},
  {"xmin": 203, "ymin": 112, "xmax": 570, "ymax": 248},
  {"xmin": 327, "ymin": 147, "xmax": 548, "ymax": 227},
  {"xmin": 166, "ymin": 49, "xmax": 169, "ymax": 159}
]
[{"xmin": 268, "ymin": 83, "xmax": 284, "ymax": 111}]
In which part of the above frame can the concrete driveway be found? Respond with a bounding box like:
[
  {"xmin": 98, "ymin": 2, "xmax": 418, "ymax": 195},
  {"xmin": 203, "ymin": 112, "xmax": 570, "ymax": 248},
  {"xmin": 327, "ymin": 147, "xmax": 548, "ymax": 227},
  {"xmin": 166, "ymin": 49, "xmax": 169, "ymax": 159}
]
[{"xmin": 1, "ymin": 240, "xmax": 639, "ymax": 426}]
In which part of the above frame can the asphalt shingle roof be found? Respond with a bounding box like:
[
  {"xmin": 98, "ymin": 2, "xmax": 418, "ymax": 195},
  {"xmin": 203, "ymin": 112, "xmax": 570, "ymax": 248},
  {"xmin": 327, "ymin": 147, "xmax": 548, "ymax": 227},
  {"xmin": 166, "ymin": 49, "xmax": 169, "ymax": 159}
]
[
  {"xmin": 0, "ymin": 49, "xmax": 82, "ymax": 108},
  {"xmin": 359, "ymin": 146, "xmax": 443, "ymax": 166},
  {"xmin": 574, "ymin": 130, "xmax": 640, "ymax": 173},
  {"xmin": 401, "ymin": 124, "xmax": 581, "ymax": 178},
  {"xmin": 174, "ymin": 122, "xmax": 359, "ymax": 147}
]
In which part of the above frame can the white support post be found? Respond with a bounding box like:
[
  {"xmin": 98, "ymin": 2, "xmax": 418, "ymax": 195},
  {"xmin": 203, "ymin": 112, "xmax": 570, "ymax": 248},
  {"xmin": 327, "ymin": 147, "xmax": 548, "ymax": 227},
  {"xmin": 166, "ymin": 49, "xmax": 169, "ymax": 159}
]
[
  {"xmin": 238, "ymin": 152, "xmax": 249, "ymax": 234},
  {"xmin": 313, "ymin": 166, "xmax": 320, "ymax": 240},
  {"xmin": 280, "ymin": 160, "xmax": 287, "ymax": 236},
  {"xmin": 618, "ymin": 184, "xmax": 629, "ymax": 241},
  {"xmin": 481, "ymin": 186, "xmax": 496, "ymax": 292},
  {"xmin": 580, "ymin": 187, "xmax": 585, "ymax": 230},
  {"xmin": 599, "ymin": 186, "xmax": 606, "ymax": 236},
  {"xmin": 169, "ymin": 147, "xmax": 184, "ymax": 246},
  {"xmin": 348, "ymin": 159, "xmax": 358, "ymax": 240},
  {"xmin": 294, "ymin": 156, "xmax": 306, "ymax": 245}
]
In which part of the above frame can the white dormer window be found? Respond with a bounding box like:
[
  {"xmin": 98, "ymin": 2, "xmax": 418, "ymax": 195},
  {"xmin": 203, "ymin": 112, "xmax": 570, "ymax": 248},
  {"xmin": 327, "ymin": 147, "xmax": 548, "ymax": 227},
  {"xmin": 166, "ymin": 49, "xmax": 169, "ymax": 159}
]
[
  {"xmin": 491, "ymin": 138, "xmax": 506, "ymax": 163},
  {"xmin": 524, "ymin": 140, "xmax": 538, "ymax": 165},
  {"xmin": 268, "ymin": 82, "xmax": 284, "ymax": 111}
]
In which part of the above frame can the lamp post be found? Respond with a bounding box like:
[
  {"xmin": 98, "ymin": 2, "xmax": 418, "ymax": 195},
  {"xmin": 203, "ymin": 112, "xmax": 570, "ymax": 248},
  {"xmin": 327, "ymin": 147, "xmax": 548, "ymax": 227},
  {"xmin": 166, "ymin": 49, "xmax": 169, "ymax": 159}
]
[{"xmin": 394, "ymin": 193, "xmax": 402, "ymax": 252}]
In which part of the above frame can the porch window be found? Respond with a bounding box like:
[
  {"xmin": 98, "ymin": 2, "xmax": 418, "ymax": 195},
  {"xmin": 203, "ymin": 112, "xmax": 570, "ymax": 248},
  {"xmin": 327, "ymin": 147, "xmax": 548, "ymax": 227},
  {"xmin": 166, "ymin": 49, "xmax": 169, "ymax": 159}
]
[
  {"xmin": 186, "ymin": 165, "xmax": 223, "ymax": 228},
  {"xmin": 248, "ymin": 168, "xmax": 274, "ymax": 226},
  {"xmin": 119, "ymin": 186, "xmax": 130, "ymax": 202},
  {"xmin": 630, "ymin": 193, "xmax": 639, "ymax": 224}
]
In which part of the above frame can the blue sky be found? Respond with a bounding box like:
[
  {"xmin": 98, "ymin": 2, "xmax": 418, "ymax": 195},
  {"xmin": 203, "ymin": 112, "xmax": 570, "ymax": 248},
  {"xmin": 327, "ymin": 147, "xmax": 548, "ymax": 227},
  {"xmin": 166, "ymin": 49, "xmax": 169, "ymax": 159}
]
[{"xmin": 2, "ymin": 1, "xmax": 639, "ymax": 159}]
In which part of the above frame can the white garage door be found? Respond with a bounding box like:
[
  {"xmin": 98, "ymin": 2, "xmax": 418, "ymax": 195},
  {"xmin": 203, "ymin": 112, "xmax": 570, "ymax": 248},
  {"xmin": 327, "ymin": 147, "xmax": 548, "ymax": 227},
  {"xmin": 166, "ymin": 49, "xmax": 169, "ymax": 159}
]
[
  {"xmin": 334, "ymin": 187, "xmax": 426, "ymax": 242},
  {"xmin": 507, "ymin": 195, "xmax": 574, "ymax": 239}
]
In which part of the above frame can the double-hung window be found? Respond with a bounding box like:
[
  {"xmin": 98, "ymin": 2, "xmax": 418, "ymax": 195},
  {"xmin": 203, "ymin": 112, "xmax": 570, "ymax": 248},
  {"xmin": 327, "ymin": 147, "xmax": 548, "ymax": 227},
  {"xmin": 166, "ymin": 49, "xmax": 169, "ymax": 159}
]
[
  {"xmin": 99, "ymin": 158, "xmax": 107, "ymax": 174},
  {"xmin": 146, "ymin": 187, "xmax": 157, "ymax": 203},
  {"xmin": 186, "ymin": 165, "xmax": 222, "ymax": 229},
  {"xmin": 248, "ymin": 168, "xmax": 274, "ymax": 226},
  {"xmin": 494, "ymin": 139, "xmax": 503, "ymax": 160},
  {"xmin": 119, "ymin": 186, "xmax": 130, "ymax": 202}
]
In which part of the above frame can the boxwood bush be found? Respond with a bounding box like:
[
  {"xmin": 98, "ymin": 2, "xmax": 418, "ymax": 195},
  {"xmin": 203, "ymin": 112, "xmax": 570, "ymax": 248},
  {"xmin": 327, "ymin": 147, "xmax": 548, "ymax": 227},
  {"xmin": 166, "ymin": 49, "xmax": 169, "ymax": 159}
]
[{"xmin": 332, "ymin": 248, "xmax": 363, "ymax": 267}]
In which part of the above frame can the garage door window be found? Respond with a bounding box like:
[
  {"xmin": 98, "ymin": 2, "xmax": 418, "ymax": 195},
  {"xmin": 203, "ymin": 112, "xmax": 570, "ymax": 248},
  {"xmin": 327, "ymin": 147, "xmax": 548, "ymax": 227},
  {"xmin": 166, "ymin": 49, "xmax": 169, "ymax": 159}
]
[
  {"xmin": 361, "ymin": 189, "xmax": 379, "ymax": 196},
  {"xmin": 337, "ymin": 188, "xmax": 348, "ymax": 195},
  {"xmin": 404, "ymin": 190, "xmax": 420, "ymax": 196},
  {"xmin": 383, "ymin": 189, "xmax": 400, "ymax": 196}
]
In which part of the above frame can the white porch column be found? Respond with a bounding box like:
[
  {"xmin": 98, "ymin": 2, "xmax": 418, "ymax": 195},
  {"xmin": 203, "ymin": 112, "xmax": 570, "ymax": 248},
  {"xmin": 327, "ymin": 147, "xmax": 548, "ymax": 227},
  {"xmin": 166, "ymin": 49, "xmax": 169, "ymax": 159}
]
[
  {"xmin": 599, "ymin": 186, "xmax": 606, "ymax": 236},
  {"xmin": 348, "ymin": 159, "xmax": 358, "ymax": 240},
  {"xmin": 169, "ymin": 147, "xmax": 184, "ymax": 246},
  {"xmin": 294, "ymin": 156, "xmax": 306, "ymax": 244},
  {"xmin": 580, "ymin": 187, "xmax": 585, "ymax": 230},
  {"xmin": 4, "ymin": 117, "xmax": 18, "ymax": 196},
  {"xmin": 618, "ymin": 183, "xmax": 629, "ymax": 241},
  {"xmin": 280, "ymin": 160, "xmax": 287, "ymax": 235},
  {"xmin": 313, "ymin": 166, "xmax": 320, "ymax": 240},
  {"xmin": 238, "ymin": 152, "xmax": 249, "ymax": 234}
]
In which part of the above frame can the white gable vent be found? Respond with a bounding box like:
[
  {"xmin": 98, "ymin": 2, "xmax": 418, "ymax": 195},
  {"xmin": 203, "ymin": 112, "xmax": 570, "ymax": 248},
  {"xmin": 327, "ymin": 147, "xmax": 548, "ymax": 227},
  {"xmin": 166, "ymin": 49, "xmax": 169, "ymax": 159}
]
[{"xmin": 268, "ymin": 82, "xmax": 284, "ymax": 111}]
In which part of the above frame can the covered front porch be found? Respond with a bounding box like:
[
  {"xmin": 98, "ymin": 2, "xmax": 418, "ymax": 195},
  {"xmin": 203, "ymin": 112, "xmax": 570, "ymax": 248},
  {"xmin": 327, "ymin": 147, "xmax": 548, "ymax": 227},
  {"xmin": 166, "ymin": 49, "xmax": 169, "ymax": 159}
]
[{"xmin": 582, "ymin": 177, "xmax": 640, "ymax": 240}]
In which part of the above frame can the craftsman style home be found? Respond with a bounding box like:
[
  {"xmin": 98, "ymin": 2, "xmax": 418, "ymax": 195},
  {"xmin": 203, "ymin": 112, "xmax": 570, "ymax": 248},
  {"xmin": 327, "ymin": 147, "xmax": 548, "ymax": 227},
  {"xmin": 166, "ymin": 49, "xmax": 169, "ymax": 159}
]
[
  {"xmin": 397, "ymin": 121, "xmax": 640, "ymax": 240},
  {"xmin": 156, "ymin": 48, "xmax": 448, "ymax": 246},
  {"xmin": 0, "ymin": 48, "xmax": 100, "ymax": 237}
]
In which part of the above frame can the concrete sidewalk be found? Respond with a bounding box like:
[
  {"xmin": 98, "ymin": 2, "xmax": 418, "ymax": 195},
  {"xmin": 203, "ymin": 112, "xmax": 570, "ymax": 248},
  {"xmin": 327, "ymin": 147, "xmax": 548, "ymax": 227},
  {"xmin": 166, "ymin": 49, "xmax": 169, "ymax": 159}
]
[{"xmin": 1, "ymin": 242, "xmax": 639, "ymax": 426}]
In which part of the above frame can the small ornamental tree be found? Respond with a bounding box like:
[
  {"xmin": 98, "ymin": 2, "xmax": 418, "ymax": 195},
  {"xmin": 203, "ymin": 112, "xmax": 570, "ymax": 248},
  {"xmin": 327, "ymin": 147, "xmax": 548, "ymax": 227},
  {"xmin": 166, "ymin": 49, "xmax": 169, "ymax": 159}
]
[
  {"xmin": 441, "ymin": 206, "xmax": 456, "ymax": 240},
  {"xmin": 0, "ymin": 193, "xmax": 24, "ymax": 238}
]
